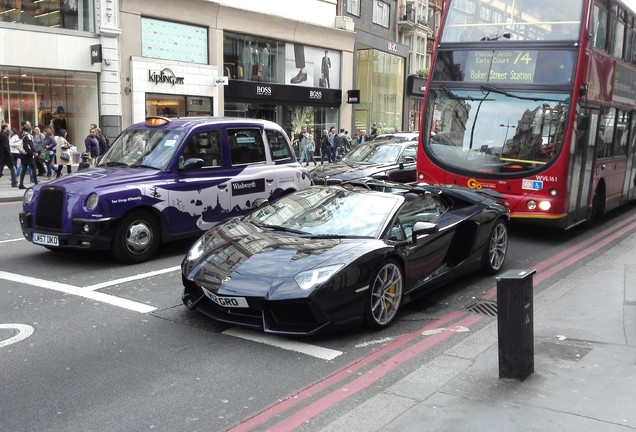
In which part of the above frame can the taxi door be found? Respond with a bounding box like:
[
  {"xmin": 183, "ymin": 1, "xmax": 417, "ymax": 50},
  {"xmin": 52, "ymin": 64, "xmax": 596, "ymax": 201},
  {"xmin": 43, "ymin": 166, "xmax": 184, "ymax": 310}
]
[{"xmin": 169, "ymin": 129, "xmax": 233, "ymax": 237}]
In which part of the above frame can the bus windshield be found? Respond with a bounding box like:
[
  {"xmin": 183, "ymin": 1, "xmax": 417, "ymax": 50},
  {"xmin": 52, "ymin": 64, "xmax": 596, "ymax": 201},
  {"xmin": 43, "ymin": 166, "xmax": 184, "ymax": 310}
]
[
  {"xmin": 441, "ymin": 0, "xmax": 584, "ymax": 43},
  {"xmin": 425, "ymin": 88, "xmax": 571, "ymax": 176}
]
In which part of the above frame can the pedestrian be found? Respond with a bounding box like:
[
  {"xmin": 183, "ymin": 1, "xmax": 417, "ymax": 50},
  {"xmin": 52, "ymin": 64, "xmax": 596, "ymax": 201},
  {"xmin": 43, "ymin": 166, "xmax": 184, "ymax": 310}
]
[
  {"xmin": 357, "ymin": 129, "xmax": 369, "ymax": 144},
  {"xmin": 54, "ymin": 129, "xmax": 73, "ymax": 178},
  {"xmin": 41, "ymin": 127, "xmax": 56, "ymax": 178},
  {"xmin": 327, "ymin": 127, "xmax": 336, "ymax": 162},
  {"xmin": 77, "ymin": 152, "xmax": 91, "ymax": 171},
  {"xmin": 320, "ymin": 130, "xmax": 329, "ymax": 165},
  {"xmin": 305, "ymin": 134, "xmax": 316, "ymax": 167},
  {"xmin": 85, "ymin": 126, "xmax": 100, "ymax": 162},
  {"xmin": 335, "ymin": 128, "xmax": 347, "ymax": 159},
  {"xmin": 95, "ymin": 127, "xmax": 109, "ymax": 155},
  {"xmin": 0, "ymin": 124, "xmax": 18, "ymax": 187},
  {"xmin": 32, "ymin": 126, "xmax": 47, "ymax": 176},
  {"xmin": 18, "ymin": 123, "xmax": 38, "ymax": 189}
]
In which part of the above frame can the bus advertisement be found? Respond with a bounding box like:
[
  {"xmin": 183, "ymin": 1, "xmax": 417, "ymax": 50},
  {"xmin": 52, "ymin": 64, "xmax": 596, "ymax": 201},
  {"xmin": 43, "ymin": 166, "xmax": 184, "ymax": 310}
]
[{"xmin": 417, "ymin": 0, "xmax": 636, "ymax": 228}]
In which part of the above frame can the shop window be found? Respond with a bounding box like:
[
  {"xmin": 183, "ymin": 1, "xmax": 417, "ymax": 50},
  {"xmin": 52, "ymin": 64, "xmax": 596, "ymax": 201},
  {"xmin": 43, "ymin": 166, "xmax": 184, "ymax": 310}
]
[
  {"xmin": 0, "ymin": 0, "xmax": 93, "ymax": 31},
  {"xmin": 145, "ymin": 94, "xmax": 186, "ymax": 118}
]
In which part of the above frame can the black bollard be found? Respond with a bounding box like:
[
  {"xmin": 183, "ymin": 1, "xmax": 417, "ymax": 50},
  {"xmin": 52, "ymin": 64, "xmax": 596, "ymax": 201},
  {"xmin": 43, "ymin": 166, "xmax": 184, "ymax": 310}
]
[{"xmin": 496, "ymin": 269, "xmax": 535, "ymax": 381}]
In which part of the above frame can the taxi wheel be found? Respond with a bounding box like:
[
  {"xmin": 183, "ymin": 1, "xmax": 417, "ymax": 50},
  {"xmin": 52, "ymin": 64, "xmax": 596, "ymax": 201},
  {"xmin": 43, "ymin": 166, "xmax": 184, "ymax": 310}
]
[
  {"xmin": 112, "ymin": 210, "xmax": 160, "ymax": 264},
  {"xmin": 364, "ymin": 260, "xmax": 403, "ymax": 329}
]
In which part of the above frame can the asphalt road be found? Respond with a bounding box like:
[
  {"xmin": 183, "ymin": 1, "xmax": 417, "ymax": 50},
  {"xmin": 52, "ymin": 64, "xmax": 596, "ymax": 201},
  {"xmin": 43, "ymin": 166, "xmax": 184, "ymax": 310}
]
[{"xmin": 1, "ymin": 200, "xmax": 635, "ymax": 432}]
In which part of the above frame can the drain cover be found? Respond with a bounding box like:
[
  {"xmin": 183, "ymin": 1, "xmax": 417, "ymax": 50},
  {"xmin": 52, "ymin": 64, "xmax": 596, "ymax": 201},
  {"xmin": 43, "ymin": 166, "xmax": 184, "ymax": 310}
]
[{"xmin": 465, "ymin": 300, "xmax": 498, "ymax": 317}]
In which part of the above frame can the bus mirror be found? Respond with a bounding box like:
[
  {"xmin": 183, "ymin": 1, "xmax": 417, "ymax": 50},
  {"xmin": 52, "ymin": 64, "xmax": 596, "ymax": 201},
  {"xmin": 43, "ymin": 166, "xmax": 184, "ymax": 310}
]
[{"xmin": 576, "ymin": 114, "xmax": 589, "ymax": 131}]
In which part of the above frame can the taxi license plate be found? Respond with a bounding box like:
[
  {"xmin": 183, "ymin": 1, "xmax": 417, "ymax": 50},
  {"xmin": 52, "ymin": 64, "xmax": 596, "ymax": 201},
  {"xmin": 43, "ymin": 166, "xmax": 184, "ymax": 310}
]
[
  {"xmin": 33, "ymin": 233, "xmax": 59, "ymax": 246},
  {"xmin": 201, "ymin": 287, "xmax": 248, "ymax": 308}
]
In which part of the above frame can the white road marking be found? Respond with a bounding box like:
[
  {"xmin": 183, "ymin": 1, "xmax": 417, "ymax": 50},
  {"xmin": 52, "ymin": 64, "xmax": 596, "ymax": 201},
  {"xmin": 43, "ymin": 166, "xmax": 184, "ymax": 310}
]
[
  {"xmin": 355, "ymin": 336, "xmax": 395, "ymax": 348},
  {"xmin": 422, "ymin": 325, "xmax": 470, "ymax": 336},
  {"xmin": 0, "ymin": 238, "xmax": 25, "ymax": 244},
  {"xmin": 223, "ymin": 327, "xmax": 343, "ymax": 361},
  {"xmin": 0, "ymin": 271, "xmax": 156, "ymax": 313},
  {"xmin": 82, "ymin": 266, "xmax": 181, "ymax": 291},
  {"xmin": 0, "ymin": 324, "xmax": 34, "ymax": 348}
]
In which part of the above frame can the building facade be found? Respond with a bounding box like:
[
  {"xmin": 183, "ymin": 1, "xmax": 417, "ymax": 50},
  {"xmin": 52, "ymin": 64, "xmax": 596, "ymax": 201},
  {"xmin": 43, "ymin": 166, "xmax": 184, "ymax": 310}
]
[
  {"xmin": 340, "ymin": 0, "xmax": 410, "ymax": 136},
  {"xmin": 398, "ymin": 0, "xmax": 444, "ymax": 132},
  {"xmin": 0, "ymin": 0, "xmax": 120, "ymax": 152}
]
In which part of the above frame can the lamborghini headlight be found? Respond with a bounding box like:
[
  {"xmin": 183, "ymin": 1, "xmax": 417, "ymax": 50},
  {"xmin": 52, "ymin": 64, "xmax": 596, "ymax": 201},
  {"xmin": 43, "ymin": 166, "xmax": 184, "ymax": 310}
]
[
  {"xmin": 294, "ymin": 264, "xmax": 345, "ymax": 291},
  {"xmin": 186, "ymin": 237, "xmax": 205, "ymax": 262}
]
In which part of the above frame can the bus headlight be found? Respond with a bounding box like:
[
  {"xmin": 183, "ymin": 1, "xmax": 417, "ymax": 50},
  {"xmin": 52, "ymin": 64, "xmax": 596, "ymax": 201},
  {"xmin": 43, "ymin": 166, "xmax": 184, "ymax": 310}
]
[
  {"xmin": 538, "ymin": 200, "xmax": 552, "ymax": 211},
  {"xmin": 527, "ymin": 200, "xmax": 537, "ymax": 210}
]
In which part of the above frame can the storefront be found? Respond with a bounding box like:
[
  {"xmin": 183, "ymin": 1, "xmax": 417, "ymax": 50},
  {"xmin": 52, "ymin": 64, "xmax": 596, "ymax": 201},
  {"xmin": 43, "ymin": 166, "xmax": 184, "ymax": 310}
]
[
  {"xmin": 223, "ymin": 33, "xmax": 343, "ymax": 141},
  {"xmin": 352, "ymin": 31, "xmax": 409, "ymax": 136},
  {"xmin": 129, "ymin": 57, "xmax": 222, "ymax": 124},
  {"xmin": 0, "ymin": 66, "xmax": 98, "ymax": 151},
  {"xmin": 406, "ymin": 74, "xmax": 427, "ymax": 131}
]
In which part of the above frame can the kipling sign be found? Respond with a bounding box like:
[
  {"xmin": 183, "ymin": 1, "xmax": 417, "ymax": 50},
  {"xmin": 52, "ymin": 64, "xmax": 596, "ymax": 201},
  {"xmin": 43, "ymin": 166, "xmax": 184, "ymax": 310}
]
[{"xmin": 148, "ymin": 68, "xmax": 185, "ymax": 85}]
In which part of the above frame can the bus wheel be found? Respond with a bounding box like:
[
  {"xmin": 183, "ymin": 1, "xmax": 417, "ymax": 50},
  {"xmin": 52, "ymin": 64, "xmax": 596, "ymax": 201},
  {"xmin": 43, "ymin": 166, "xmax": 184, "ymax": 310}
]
[
  {"xmin": 112, "ymin": 210, "xmax": 160, "ymax": 264},
  {"xmin": 591, "ymin": 183, "xmax": 605, "ymax": 222}
]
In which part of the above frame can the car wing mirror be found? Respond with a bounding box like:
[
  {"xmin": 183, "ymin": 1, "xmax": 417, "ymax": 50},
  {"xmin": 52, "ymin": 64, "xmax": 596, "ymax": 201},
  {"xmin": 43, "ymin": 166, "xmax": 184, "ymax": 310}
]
[
  {"xmin": 180, "ymin": 157, "xmax": 205, "ymax": 170},
  {"xmin": 411, "ymin": 221, "xmax": 439, "ymax": 243}
]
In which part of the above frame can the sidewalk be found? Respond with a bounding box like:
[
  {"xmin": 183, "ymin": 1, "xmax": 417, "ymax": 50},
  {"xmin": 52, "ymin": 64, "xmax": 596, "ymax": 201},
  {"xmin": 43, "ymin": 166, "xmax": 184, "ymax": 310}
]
[
  {"xmin": 0, "ymin": 164, "xmax": 80, "ymax": 203},
  {"xmin": 321, "ymin": 230, "xmax": 636, "ymax": 431}
]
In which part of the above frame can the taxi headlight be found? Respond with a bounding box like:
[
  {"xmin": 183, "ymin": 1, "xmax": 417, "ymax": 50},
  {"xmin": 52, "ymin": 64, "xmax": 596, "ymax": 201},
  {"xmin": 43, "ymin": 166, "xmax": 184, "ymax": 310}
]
[
  {"xmin": 85, "ymin": 193, "xmax": 99, "ymax": 211},
  {"xmin": 23, "ymin": 188, "xmax": 35, "ymax": 204}
]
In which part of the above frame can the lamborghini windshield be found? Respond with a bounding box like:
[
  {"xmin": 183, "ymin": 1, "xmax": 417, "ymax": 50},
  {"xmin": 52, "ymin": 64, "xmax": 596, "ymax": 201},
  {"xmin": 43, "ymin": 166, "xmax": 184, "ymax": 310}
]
[{"xmin": 424, "ymin": 88, "xmax": 571, "ymax": 176}]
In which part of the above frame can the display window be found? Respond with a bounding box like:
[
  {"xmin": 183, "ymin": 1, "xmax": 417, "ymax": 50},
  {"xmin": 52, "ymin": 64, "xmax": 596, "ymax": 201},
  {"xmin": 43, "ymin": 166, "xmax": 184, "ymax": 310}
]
[
  {"xmin": 0, "ymin": 0, "xmax": 94, "ymax": 31},
  {"xmin": 0, "ymin": 66, "xmax": 98, "ymax": 146},
  {"xmin": 145, "ymin": 94, "xmax": 212, "ymax": 117}
]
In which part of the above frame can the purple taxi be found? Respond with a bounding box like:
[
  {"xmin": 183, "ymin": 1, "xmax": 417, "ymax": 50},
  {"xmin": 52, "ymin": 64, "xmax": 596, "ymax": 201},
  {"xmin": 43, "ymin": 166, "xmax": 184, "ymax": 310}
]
[{"xmin": 19, "ymin": 117, "xmax": 311, "ymax": 263}]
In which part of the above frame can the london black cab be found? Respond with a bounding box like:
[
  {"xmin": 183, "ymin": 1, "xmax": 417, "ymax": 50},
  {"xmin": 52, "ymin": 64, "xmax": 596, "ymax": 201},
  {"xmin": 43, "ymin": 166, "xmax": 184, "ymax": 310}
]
[{"xmin": 19, "ymin": 117, "xmax": 312, "ymax": 264}]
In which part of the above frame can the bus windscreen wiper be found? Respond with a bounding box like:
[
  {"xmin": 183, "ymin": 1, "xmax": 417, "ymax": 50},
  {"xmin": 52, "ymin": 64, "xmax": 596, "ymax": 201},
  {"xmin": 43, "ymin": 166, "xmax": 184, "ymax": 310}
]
[{"xmin": 479, "ymin": 85, "xmax": 563, "ymax": 103}]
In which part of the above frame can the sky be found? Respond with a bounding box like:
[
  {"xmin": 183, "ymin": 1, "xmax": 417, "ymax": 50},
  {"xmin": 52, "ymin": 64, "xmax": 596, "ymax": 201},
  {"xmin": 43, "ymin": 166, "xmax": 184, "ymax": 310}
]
[{"xmin": 625, "ymin": 0, "xmax": 636, "ymax": 11}]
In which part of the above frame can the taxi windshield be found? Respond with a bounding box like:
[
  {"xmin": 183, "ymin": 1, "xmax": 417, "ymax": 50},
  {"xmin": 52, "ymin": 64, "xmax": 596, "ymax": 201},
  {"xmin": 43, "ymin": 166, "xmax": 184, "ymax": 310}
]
[{"xmin": 98, "ymin": 129, "xmax": 186, "ymax": 170}]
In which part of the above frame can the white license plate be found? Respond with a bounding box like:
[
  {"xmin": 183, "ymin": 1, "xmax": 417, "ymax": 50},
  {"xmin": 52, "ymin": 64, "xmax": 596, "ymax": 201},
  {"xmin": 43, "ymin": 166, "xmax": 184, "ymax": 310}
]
[
  {"xmin": 33, "ymin": 233, "xmax": 59, "ymax": 246},
  {"xmin": 201, "ymin": 287, "xmax": 249, "ymax": 308}
]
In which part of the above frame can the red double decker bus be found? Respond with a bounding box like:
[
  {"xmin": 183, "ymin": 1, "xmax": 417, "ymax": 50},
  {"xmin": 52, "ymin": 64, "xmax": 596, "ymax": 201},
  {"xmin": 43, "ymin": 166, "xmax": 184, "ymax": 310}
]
[{"xmin": 418, "ymin": 0, "xmax": 636, "ymax": 228}]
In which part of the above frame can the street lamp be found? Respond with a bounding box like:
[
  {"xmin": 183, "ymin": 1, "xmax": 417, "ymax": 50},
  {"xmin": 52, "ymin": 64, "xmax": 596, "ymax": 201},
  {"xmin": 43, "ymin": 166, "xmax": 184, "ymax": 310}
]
[{"xmin": 500, "ymin": 122, "xmax": 516, "ymax": 155}]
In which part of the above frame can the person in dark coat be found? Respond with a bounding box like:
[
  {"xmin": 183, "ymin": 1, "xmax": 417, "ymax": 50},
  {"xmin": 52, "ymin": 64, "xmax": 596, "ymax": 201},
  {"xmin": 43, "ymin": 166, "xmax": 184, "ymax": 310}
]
[
  {"xmin": 18, "ymin": 124, "xmax": 38, "ymax": 189},
  {"xmin": 0, "ymin": 124, "xmax": 18, "ymax": 187}
]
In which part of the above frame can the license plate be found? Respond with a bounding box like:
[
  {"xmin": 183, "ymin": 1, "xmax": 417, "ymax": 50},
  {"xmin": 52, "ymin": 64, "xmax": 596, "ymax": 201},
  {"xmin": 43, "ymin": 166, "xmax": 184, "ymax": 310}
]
[
  {"xmin": 201, "ymin": 287, "xmax": 249, "ymax": 308},
  {"xmin": 33, "ymin": 233, "xmax": 59, "ymax": 246}
]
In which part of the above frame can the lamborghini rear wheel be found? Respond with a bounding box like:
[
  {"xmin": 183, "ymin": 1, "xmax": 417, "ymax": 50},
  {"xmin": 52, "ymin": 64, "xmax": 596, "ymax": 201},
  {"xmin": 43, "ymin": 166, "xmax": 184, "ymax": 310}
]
[{"xmin": 365, "ymin": 260, "xmax": 403, "ymax": 329}]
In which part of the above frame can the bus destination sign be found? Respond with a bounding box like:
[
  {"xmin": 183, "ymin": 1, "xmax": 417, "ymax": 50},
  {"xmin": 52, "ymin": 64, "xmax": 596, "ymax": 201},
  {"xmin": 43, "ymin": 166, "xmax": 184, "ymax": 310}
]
[{"xmin": 465, "ymin": 50, "xmax": 537, "ymax": 84}]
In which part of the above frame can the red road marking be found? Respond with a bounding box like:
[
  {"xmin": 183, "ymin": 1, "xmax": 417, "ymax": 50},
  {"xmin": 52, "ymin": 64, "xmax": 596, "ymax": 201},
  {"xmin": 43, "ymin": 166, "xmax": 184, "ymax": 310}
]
[
  {"xmin": 482, "ymin": 217, "xmax": 636, "ymax": 300},
  {"xmin": 228, "ymin": 310, "xmax": 467, "ymax": 432},
  {"xmin": 268, "ymin": 314, "xmax": 483, "ymax": 432}
]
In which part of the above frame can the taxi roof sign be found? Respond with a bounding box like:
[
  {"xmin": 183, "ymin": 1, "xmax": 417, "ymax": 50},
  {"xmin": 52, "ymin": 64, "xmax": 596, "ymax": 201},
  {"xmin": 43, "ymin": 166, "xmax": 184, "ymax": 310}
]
[{"xmin": 145, "ymin": 117, "xmax": 170, "ymax": 127}]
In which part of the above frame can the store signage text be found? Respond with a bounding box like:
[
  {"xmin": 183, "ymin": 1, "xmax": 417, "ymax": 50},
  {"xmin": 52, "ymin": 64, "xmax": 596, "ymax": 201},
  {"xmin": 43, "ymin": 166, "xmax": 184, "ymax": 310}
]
[
  {"xmin": 256, "ymin": 86, "xmax": 272, "ymax": 96},
  {"xmin": 309, "ymin": 90, "xmax": 323, "ymax": 100},
  {"xmin": 148, "ymin": 68, "xmax": 185, "ymax": 85}
]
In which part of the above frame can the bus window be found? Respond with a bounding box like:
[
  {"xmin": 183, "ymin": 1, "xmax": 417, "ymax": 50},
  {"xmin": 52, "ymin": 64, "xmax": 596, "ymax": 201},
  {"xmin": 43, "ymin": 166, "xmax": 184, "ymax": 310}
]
[{"xmin": 597, "ymin": 108, "xmax": 616, "ymax": 159}]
